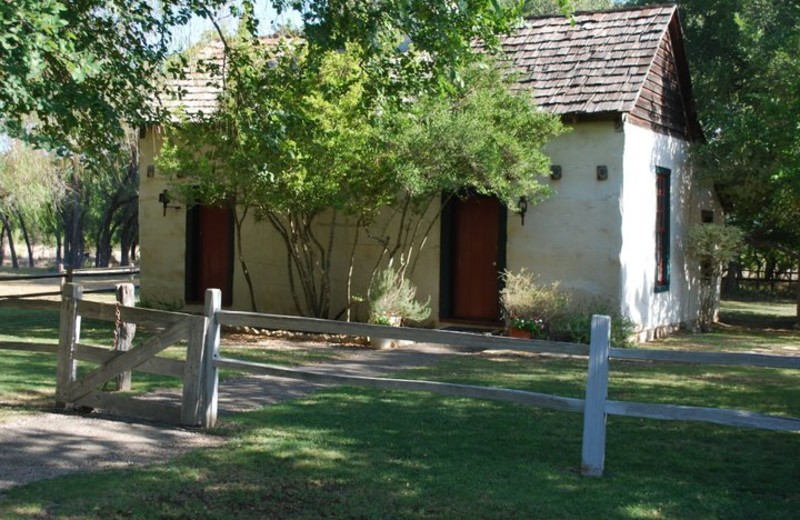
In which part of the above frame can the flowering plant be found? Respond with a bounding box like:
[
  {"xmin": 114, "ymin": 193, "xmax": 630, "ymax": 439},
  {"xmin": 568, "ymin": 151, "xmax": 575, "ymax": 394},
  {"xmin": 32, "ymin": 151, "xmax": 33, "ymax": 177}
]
[{"xmin": 510, "ymin": 316, "xmax": 547, "ymax": 339}]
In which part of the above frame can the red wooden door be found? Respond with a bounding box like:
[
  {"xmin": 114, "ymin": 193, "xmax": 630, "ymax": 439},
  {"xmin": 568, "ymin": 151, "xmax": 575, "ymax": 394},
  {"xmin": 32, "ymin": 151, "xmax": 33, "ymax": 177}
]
[
  {"xmin": 451, "ymin": 196, "xmax": 502, "ymax": 321},
  {"xmin": 188, "ymin": 205, "xmax": 233, "ymax": 305}
]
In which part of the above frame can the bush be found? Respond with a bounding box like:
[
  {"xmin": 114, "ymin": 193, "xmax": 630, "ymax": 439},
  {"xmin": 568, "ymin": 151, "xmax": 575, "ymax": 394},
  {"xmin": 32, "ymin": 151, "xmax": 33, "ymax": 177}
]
[
  {"xmin": 551, "ymin": 297, "xmax": 636, "ymax": 348},
  {"xmin": 500, "ymin": 269, "xmax": 569, "ymax": 336},
  {"xmin": 368, "ymin": 266, "xmax": 431, "ymax": 325}
]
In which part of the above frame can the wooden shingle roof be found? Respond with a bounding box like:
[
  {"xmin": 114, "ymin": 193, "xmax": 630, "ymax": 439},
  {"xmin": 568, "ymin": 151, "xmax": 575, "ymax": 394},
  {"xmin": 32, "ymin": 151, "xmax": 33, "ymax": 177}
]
[
  {"xmin": 161, "ymin": 5, "xmax": 699, "ymax": 138},
  {"xmin": 493, "ymin": 5, "xmax": 680, "ymax": 116}
]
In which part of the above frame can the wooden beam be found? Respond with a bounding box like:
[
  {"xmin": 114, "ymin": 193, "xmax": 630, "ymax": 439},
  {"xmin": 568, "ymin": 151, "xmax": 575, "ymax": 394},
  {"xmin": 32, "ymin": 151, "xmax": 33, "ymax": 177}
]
[
  {"xmin": 114, "ymin": 283, "xmax": 136, "ymax": 391},
  {"xmin": 56, "ymin": 284, "xmax": 82, "ymax": 408},
  {"xmin": 216, "ymin": 311, "xmax": 589, "ymax": 356},
  {"xmin": 181, "ymin": 315, "xmax": 208, "ymax": 426},
  {"xmin": 65, "ymin": 318, "xmax": 189, "ymax": 403},
  {"xmin": 74, "ymin": 343, "xmax": 185, "ymax": 378},
  {"xmin": 77, "ymin": 300, "xmax": 193, "ymax": 330},
  {"xmin": 610, "ymin": 347, "xmax": 800, "ymax": 370},
  {"xmin": 605, "ymin": 400, "xmax": 800, "ymax": 432},
  {"xmin": 581, "ymin": 315, "xmax": 611, "ymax": 477},
  {"xmin": 0, "ymin": 342, "xmax": 58, "ymax": 354},
  {"xmin": 200, "ymin": 289, "xmax": 221, "ymax": 428}
]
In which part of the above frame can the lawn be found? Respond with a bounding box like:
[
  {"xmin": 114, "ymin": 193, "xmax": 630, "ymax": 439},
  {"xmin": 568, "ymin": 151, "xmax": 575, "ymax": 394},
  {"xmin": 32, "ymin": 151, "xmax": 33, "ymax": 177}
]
[
  {"xmin": 0, "ymin": 306, "xmax": 348, "ymax": 420},
  {"xmin": 0, "ymin": 300, "xmax": 798, "ymax": 519}
]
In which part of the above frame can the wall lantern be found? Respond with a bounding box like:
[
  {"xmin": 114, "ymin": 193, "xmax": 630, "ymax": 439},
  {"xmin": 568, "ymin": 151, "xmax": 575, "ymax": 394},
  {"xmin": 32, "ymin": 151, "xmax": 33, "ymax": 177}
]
[
  {"xmin": 550, "ymin": 165, "xmax": 562, "ymax": 180},
  {"xmin": 518, "ymin": 196, "xmax": 529, "ymax": 226},
  {"xmin": 158, "ymin": 189, "xmax": 181, "ymax": 216},
  {"xmin": 596, "ymin": 165, "xmax": 608, "ymax": 181}
]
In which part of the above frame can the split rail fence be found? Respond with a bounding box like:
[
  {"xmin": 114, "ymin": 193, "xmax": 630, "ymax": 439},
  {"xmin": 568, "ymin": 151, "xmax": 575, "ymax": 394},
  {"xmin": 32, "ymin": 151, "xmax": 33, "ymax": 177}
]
[
  {"xmin": 1, "ymin": 283, "xmax": 799, "ymax": 477},
  {"xmin": 0, "ymin": 265, "xmax": 139, "ymax": 299}
]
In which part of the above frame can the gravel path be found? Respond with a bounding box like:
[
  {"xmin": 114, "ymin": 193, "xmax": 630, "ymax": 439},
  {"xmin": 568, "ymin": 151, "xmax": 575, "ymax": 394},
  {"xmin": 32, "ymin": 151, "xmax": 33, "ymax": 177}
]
[{"xmin": 0, "ymin": 342, "xmax": 471, "ymax": 494}]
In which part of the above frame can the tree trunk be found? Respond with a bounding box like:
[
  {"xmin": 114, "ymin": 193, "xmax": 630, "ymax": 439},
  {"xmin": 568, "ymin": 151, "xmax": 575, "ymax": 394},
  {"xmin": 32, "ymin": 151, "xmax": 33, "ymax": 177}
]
[
  {"xmin": 56, "ymin": 232, "xmax": 62, "ymax": 266},
  {"xmin": 1, "ymin": 213, "xmax": 19, "ymax": 269},
  {"xmin": 0, "ymin": 220, "xmax": 6, "ymax": 265},
  {"xmin": 62, "ymin": 199, "xmax": 85, "ymax": 268},
  {"xmin": 16, "ymin": 209, "xmax": 35, "ymax": 267},
  {"xmin": 233, "ymin": 207, "xmax": 259, "ymax": 312},
  {"xmin": 796, "ymin": 259, "xmax": 800, "ymax": 322},
  {"xmin": 723, "ymin": 260, "xmax": 740, "ymax": 296},
  {"xmin": 119, "ymin": 212, "xmax": 137, "ymax": 267}
]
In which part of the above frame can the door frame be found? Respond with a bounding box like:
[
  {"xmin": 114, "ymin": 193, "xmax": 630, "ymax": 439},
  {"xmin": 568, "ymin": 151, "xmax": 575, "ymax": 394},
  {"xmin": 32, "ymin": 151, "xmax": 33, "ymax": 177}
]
[
  {"xmin": 438, "ymin": 193, "xmax": 507, "ymax": 322},
  {"xmin": 185, "ymin": 204, "xmax": 235, "ymax": 306}
]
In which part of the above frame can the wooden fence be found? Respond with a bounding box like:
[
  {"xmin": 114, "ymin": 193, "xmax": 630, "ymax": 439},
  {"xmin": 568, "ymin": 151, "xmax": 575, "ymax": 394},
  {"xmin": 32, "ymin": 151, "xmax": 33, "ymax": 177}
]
[
  {"xmin": 2, "ymin": 284, "xmax": 799, "ymax": 477},
  {"xmin": 0, "ymin": 265, "xmax": 139, "ymax": 298}
]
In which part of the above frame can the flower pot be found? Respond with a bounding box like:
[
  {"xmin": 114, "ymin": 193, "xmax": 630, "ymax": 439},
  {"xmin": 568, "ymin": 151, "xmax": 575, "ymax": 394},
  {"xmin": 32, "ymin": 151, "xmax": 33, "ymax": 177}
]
[{"xmin": 508, "ymin": 327, "xmax": 532, "ymax": 339}]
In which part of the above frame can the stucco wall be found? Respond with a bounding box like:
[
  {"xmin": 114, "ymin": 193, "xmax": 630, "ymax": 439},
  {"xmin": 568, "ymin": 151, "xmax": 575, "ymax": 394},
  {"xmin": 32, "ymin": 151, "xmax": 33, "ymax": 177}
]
[
  {"xmin": 138, "ymin": 126, "xmax": 441, "ymax": 319},
  {"xmin": 506, "ymin": 120, "xmax": 625, "ymax": 302},
  {"xmin": 619, "ymin": 121, "xmax": 722, "ymax": 338},
  {"xmin": 138, "ymin": 127, "xmax": 187, "ymax": 309},
  {"xmin": 140, "ymin": 120, "xmax": 720, "ymax": 335}
]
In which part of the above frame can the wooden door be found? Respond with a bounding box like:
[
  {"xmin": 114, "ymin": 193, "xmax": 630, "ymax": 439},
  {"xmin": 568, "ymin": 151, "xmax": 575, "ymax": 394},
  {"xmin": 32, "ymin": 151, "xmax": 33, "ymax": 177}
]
[
  {"xmin": 186, "ymin": 205, "xmax": 233, "ymax": 306},
  {"xmin": 445, "ymin": 195, "xmax": 504, "ymax": 321}
]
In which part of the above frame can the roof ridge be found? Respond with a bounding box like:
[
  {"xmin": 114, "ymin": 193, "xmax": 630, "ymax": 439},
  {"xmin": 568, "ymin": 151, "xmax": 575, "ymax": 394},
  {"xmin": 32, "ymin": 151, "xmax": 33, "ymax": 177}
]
[{"xmin": 521, "ymin": 4, "xmax": 677, "ymax": 22}]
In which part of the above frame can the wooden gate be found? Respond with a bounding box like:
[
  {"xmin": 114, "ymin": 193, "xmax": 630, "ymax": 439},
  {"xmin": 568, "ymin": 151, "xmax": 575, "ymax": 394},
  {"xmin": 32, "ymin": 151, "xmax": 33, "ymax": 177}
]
[{"xmin": 55, "ymin": 283, "xmax": 215, "ymax": 426}]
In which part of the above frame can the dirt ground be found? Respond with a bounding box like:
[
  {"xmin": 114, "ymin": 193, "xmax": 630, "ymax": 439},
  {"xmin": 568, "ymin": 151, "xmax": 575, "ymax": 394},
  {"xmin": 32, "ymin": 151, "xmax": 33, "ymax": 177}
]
[{"xmin": 0, "ymin": 341, "xmax": 467, "ymax": 494}]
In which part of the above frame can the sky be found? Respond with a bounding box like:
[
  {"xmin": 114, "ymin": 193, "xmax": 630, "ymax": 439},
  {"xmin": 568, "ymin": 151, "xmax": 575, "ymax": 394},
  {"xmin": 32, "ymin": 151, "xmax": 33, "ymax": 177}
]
[{"xmin": 168, "ymin": 0, "xmax": 303, "ymax": 51}]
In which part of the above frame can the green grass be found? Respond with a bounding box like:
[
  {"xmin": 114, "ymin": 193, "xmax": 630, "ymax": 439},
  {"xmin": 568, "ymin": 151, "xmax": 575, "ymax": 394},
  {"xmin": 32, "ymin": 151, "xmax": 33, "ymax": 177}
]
[
  {"xmin": 0, "ymin": 300, "xmax": 798, "ymax": 518},
  {"xmin": 0, "ymin": 307, "xmax": 345, "ymax": 418}
]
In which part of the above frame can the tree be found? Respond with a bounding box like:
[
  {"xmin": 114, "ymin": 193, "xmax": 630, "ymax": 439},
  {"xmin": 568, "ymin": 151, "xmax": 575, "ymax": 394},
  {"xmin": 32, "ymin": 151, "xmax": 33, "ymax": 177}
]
[
  {"xmin": 687, "ymin": 224, "xmax": 744, "ymax": 331},
  {"xmin": 0, "ymin": 0, "xmax": 243, "ymax": 155},
  {"xmin": 513, "ymin": 0, "xmax": 613, "ymax": 17},
  {"xmin": 158, "ymin": 38, "xmax": 563, "ymax": 317},
  {"xmin": 0, "ymin": 139, "xmax": 65, "ymax": 267}
]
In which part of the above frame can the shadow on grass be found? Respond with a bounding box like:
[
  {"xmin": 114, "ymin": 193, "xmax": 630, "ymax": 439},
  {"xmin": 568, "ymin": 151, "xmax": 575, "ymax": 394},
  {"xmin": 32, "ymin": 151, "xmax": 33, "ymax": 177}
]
[{"xmin": 2, "ymin": 387, "xmax": 798, "ymax": 519}]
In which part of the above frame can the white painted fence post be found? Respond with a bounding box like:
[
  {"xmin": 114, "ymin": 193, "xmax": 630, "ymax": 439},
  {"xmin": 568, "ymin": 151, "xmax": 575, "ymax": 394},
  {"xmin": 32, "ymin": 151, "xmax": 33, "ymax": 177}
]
[
  {"xmin": 114, "ymin": 283, "xmax": 136, "ymax": 391},
  {"xmin": 201, "ymin": 289, "xmax": 221, "ymax": 428},
  {"xmin": 56, "ymin": 283, "xmax": 82, "ymax": 409},
  {"xmin": 581, "ymin": 314, "xmax": 611, "ymax": 477}
]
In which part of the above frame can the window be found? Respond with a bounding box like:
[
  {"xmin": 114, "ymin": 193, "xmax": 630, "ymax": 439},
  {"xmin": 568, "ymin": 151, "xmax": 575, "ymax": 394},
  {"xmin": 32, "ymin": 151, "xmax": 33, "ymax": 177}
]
[{"xmin": 655, "ymin": 167, "xmax": 670, "ymax": 292}]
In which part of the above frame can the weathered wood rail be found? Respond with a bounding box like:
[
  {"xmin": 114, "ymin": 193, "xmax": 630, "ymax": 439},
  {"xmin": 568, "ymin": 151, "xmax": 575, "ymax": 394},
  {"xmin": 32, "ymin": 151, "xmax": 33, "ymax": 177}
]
[
  {"xmin": 0, "ymin": 265, "xmax": 139, "ymax": 299},
  {"xmin": 1, "ymin": 284, "xmax": 798, "ymax": 477},
  {"xmin": 205, "ymin": 290, "xmax": 800, "ymax": 477}
]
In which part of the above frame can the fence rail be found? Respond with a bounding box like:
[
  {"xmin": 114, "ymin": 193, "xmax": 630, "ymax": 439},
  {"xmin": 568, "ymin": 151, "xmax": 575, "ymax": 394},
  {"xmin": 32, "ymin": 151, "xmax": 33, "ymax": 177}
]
[
  {"xmin": 210, "ymin": 295, "xmax": 800, "ymax": 477},
  {"xmin": 0, "ymin": 266, "xmax": 139, "ymax": 283},
  {"xmin": 1, "ymin": 284, "xmax": 799, "ymax": 478}
]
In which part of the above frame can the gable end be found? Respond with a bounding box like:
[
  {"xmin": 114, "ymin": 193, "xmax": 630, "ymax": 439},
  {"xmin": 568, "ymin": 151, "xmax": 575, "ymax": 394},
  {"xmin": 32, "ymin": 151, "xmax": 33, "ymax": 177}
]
[{"xmin": 627, "ymin": 18, "xmax": 701, "ymax": 141}]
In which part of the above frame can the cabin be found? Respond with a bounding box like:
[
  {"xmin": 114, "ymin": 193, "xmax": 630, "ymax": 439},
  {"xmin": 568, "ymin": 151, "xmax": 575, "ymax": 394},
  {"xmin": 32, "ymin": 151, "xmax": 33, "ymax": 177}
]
[{"xmin": 138, "ymin": 5, "xmax": 721, "ymax": 339}]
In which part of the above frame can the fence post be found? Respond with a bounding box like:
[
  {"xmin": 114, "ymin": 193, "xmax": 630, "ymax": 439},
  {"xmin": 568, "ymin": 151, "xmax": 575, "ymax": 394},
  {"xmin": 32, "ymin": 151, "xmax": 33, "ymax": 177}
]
[
  {"xmin": 56, "ymin": 283, "xmax": 83, "ymax": 409},
  {"xmin": 114, "ymin": 283, "xmax": 136, "ymax": 391},
  {"xmin": 581, "ymin": 314, "xmax": 611, "ymax": 477},
  {"xmin": 200, "ymin": 289, "xmax": 221, "ymax": 427},
  {"xmin": 181, "ymin": 314, "xmax": 208, "ymax": 426}
]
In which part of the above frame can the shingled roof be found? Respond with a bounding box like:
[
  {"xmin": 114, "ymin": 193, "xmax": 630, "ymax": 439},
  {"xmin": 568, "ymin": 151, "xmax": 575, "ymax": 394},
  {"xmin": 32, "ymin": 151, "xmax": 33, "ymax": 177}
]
[
  {"xmin": 492, "ymin": 5, "xmax": 681, "ymax": 115},
  {"xmin": 162, "ymin": 5, "xmax": 699, "ymax": 138}
]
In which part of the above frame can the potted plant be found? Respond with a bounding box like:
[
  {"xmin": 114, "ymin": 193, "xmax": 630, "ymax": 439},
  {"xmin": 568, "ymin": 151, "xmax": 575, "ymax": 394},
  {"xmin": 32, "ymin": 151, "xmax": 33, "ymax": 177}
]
[
  {"xmin": 500, "ymin": 269, "xmax": 568, "ymax": 340},
  {"xmin": 368, "ymin": 265, "xmax": 431, "ymax": 349}
]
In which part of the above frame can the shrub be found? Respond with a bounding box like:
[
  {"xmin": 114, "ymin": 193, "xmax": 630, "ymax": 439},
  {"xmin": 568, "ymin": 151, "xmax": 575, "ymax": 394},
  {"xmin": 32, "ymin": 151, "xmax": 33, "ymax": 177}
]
[
  {"xmin": 368, "ymin": 266, "xmax": 431, "ymax": 325},
  {"xmin": 500, "ymin": 269, "xmax": 569, "ymax": 336},
  {"xmin": 551, "ymin": 297, "xmax": 636, "ymax": 348},
  {"xmin": 687, "ymin": 224, "xmax": 745, "ymax": 331}
]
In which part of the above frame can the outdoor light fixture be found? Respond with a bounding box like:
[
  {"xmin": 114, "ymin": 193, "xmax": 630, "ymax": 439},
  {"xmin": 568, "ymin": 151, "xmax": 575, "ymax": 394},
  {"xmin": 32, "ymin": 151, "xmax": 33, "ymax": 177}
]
[
  {"xmin": 158, "ymin": 189, "xmax": 181, "ymax": 216},
  {"xmin": 518, "ymin": 196, "xmax": 529, "ymax": 226},
  {"xmin": 596, "ymin": 165, "xmax": 608, "ymax": 181}
]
